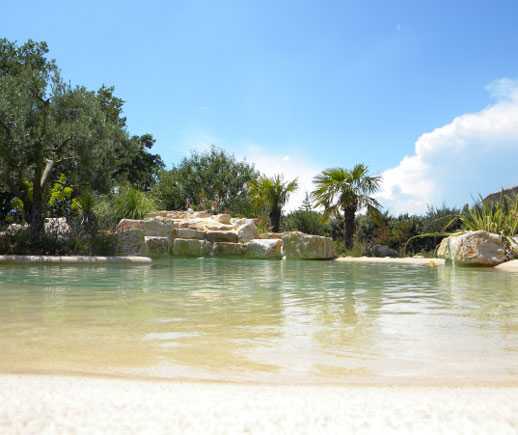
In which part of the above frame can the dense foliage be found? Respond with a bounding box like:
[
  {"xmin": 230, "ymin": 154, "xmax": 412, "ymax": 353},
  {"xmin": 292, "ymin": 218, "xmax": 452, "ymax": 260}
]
[
  {"xmin": 0, "ymin": 39, "xmax": 162, "ymax": 230},
  {"xmin": 153, "ymin": 146, "xmax": 258, "ymax": 215}
]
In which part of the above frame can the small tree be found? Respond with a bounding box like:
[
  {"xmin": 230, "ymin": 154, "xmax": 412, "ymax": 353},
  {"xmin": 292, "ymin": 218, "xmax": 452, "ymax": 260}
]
[
  {"xmin": 249, "ymin": 174, "xmax": 298, "ymax": 232},
  {"xmin": 311, "ymin": 164, "xmax": 381, "ymax": 249}
]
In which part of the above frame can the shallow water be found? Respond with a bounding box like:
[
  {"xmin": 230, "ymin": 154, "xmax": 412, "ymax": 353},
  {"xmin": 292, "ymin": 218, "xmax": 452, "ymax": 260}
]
[{"xmin": 0, "ymin": 259, "xmax": 517, "ymax": 384}]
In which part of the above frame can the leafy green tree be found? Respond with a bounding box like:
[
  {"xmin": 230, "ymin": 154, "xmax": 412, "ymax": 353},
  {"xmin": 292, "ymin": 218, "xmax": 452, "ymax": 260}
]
[
  {"xmin": 0, "ymin": 39, "xmax": 162, "ymax": 229},
  {"xmin": 154, "ymin": 146, "xmax": 258, "ymax": 213},
  {"xmin": 249, "ymin": 174, "xmax": 298, "ymax": 232},
  {"xmin": 311, "ymin": 164, "xmax": 381, "ymax": 249}
]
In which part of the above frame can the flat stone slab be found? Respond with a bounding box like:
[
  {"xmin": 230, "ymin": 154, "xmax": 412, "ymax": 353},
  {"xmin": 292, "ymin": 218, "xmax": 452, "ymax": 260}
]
[{"xmin": 0, "ymin": 255, "xmax": 152, "ymax": 265}]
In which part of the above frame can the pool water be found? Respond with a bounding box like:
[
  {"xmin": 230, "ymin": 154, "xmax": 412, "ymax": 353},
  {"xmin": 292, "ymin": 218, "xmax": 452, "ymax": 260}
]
[{"xmin": 0, "ymin": 259, "xmax": 517, "ymax": 384}]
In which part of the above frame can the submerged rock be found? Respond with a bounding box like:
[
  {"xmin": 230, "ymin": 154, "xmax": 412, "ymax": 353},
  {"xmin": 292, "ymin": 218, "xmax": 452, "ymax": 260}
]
[{"xmin": 437, "ymin": 231, "xmax": 507, "ymax": 266}]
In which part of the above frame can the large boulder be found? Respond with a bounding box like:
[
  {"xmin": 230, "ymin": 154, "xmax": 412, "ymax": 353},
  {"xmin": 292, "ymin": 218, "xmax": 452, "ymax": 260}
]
[
  {"xmin": 44, "ymin": 217, "xmax": 71, "ymax": 238},
  {"xmin": 115, "ymin": 230, "xmax": 145, "ymax": 256},
  {"xmin": 244, "ymin": 239, "xmax": 283, "ymax": 259},
  {"xmin": 281, "ymin": 231, "xmax": 336, "ymax": 259},
  {"xmin": 204, "ymin": 230, "xmax": 239, "ymax": 243},
  {"xmin": 212, "ymin": 214, "xmax": 232, "ymax": 224},
  {"xmin": 171, "ymin": 238, "xmax": 212, "ymax": 257},
  {"xmin": 116, "ymin": 219, "xmax": 145, "ymax": 233},
  {"xmin": 437, "ymin": 231, "xmax": 507, "ymax": 266},
  {"xmin": 144, "ymin": 236, "xmax": 169, "ymax": 257},
  {"xmin": 175, "ymin": 228, "xmax": 205, "ymax": 240},
  {"xmin": 371, "ymin": 244, "xmax": 398, "ymax": 258},
  {"xmin": 212, "ymin": 242, "xmax": 244, "ymax": 257},
  {"xmin": 143, "ymin": 218, "xmax": 176, "ymax": 239},
  {"xmin": 237, "ymin": 221, "xmax": 259, "ymax": 243}
]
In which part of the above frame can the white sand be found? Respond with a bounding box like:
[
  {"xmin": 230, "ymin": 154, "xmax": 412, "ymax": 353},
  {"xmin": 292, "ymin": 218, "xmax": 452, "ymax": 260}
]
[
  {"xmin": 336, "ymin": 256, "xmax": 445, "ymax": 265},
  {"xmin": 1, "ymin": 375, "xmax": 517, "ymax": 434},
  {"xmin": 495, "ymin": 259, "xmax": 518, "ymax": 270}
]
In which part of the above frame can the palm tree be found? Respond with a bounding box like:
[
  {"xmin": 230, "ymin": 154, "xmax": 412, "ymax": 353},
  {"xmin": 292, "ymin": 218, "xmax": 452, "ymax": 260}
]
[
  {"xmin": 249, "ymin": 174, "xmax": 299, "ymax": 232},
  {"xmin": 311, "ymin": 164, "xmax": 382, "ymax": 249}
]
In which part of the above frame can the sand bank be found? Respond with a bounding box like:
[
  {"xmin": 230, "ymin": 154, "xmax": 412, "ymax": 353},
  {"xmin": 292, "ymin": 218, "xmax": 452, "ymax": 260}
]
[
  {"xmin": 336, "ymin": 256, "xmax": 445, "ymax": 265},
  {"xmin": 495, "ymin": 259, "xmax": 518, "ymax": 271},
  {"xmin": 1, "ymin": 375, "xmax": 517, "ymax": 434},
  {"xmin": 0, "ymin": 255, "xmax": 152, "ymax": 265}
]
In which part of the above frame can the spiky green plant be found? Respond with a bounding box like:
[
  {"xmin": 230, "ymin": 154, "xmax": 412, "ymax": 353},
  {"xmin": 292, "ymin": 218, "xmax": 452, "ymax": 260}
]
[
  {"xmin": 446, "ymin": 193, "xmax": 518, "ymax": 256},
  {"xmin": 113, "ymin": 186, "xmax": 156, "ymax": 221},
  {"xmin": 446, "ymin": 194, "xmax": 518, "ymax": 237}
]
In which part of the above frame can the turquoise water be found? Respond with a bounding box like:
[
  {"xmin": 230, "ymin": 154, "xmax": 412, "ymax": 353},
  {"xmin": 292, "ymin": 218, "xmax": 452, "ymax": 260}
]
[{"xmin": 0, "ymin": 259, "xmax": 517, "ymax": 384}]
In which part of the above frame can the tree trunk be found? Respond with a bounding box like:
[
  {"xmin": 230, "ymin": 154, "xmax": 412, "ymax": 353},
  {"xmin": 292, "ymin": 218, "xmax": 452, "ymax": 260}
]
[
  {"xmin": 269, "ymin": 207, "xmax": 281, "ymax": 233},
  {"xmin": 343, "ymin": 205, "xmax": 356, "ymax": 250},
  {"xmin": 30, "ymin": 168, "xmax": 45, "ymax": 233}
]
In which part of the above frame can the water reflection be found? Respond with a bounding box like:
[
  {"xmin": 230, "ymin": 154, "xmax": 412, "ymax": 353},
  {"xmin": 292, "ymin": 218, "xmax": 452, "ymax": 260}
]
[{"xmin": 0, "ymin": 260, "xmax": 517, "ymax": 383}]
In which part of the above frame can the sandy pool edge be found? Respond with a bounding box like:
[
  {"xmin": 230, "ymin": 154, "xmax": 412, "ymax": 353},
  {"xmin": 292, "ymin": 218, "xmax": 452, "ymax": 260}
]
[{"xmin": 1, "ymin": 374, "xmax": 517, "ymax": 434}]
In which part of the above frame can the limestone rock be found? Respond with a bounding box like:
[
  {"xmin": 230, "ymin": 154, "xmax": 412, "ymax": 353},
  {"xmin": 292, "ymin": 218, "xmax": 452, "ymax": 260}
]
[
  {"xmin": 115, "ymin": 230, "xmax": 145, "ymax": 256},
  {"xmin": 144, "ymin": 236, "xmax": 169, "ymax": 257},
  {"xmin": 237, "ymin": 221, "xmax": 259, "ymax": 243},
  {"xmin": 437, "ymin": 231, "xmax": 507, "ymax": 266},
  {"xmin": 116, "ymin": 219, "xmax": 145, "ymax": 233},
  {"xmin": 175, "ymin": 228, "xmax": 205, "ymax": 240},
  {"xmin": 212, "ymin": 242, "xmax": 244, "ymax": 257},
  {"xmin": 143, "ymin": 218, "xmax": 176, "ymax": 239},
  {"xmin": 204, "ymin": 230, "xmax": 238, "ymax": 243},
  {"xmin": 260, "ymin": 232, "xmax": 282, "ymax": 239},
  {"xmin": 171, "ymin": 238, "xmax": 212, "ymax": 257},
  {"xmin": 244, "ymin": 239, "xmax": 283, "ymax": 259},
  {"xmin": 204, "ymin": 223, "xmax": 237, "ymax": 231},
  {"xmin": 281, "ymin": 231, "xmax": 336, "ymax": 259},
  {"xmin": 212, "ymin": 214, "xmax": 232, "ymax": 224}
]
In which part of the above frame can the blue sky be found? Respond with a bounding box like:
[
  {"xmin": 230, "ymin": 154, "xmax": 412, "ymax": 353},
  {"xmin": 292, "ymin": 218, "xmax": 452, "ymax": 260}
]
[{"xmin": 3, "ymin": 0, "xmax": 518, "ymax": 213}]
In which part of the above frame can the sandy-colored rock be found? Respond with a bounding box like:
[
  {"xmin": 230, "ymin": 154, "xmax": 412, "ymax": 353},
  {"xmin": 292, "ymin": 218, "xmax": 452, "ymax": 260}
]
[
  {"xmin": 260, "ymin": 232, "xmax": 283, "ymax": 239},
  {"xmin": 143, "ymin": 218, "xmax": 176, "ymax": 239},
  {"xmin": 237, "ymin": 222, "xmax": 259, "ymax": 243},
  {"xmin": 144, "ymin": 236, "xmax": 169, "ymax": 257},
  {"xmin": 115, "ymin": 230, "xmax": 145, "ymax": 256},
  {"xmin": 171, "ymin": 238, "xmax": 212, "ymax": 257},
  {"xmin": 204, "ymin": 230, "xmax": 239, "ymax": 243},
  {"xmin": 204, "ymin": 223, "xmax": 237, "ymax": 231},
  {"xmin": 244, "ymin": 239, "xmax": 283, "ymax": 259},
  {"xmin": 175, "ymin": 228, "xmax": 205, "ymax": 240},
  {"xmin": 437, "ymin": 231, "xmax": 507, "ymax": 266},
  {"xmin": 282, "ymin": 231, "xmax": 336, "ymax": 259},
  {"xmin": 212, "ymin": 242, "xmax": 244, "ymax": 257},
  {"xmin": 213, "ymin": 214, "xmax": 232, "ymax": 224},
  {"xmin": 116, "ymin": 219, "xmax": 145, "ymax": 233}
]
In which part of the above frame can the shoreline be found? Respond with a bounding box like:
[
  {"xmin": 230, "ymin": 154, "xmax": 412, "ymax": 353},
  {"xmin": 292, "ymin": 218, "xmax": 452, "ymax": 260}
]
[
  {"xmin": 0, "ymin": 255, "xmax": 152, "ymax": 265},
  {"xmin": 1, "ymin": 374, "xmax": 517, "ymax": 433},
  {"xmin": 335, "ymin": 256, "xmax": 446, "ymax": 265}
]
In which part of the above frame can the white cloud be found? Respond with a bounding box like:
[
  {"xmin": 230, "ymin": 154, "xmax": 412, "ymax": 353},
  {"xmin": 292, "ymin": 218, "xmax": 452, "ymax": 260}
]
[
  {"xmin": 377, "ymin": 78, "xmax": 518, "ymax": 215},
  {"xmin": 241, "ymin": 144, "xmax": 322, "ymax": 211}
]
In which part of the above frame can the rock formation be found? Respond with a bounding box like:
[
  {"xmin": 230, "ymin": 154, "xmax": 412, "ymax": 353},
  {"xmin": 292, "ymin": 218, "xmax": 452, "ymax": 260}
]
[
  {"xmin": 115, "ymin": 211, "xmax": 336, "ymax": 260},
  {"xmin": 436, "ymin": 231, "xmax": 508, "ymax": 267}
]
